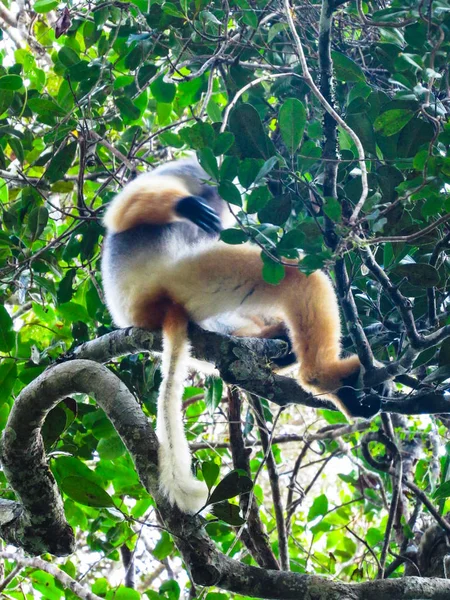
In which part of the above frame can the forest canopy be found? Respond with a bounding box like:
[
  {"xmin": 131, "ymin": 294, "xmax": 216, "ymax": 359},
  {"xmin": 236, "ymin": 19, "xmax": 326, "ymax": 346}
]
[{"xmin": 0, "ymin": 0, "xmax": 450, "ymax": 598}]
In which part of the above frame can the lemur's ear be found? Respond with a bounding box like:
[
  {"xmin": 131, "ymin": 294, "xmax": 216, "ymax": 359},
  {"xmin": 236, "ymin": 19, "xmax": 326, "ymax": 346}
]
[{"xmin": 175, "ymin": 196, "xmax": 222, "ymax": 233}]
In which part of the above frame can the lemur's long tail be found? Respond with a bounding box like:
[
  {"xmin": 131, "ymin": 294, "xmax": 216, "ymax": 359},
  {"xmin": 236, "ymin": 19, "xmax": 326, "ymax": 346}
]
[{"xmin": 156, "ymin": 304, "xmax": 208, "ymax": 513}]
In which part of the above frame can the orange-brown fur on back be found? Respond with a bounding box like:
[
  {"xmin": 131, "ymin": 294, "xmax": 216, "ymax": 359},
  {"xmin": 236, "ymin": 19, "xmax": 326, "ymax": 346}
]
[{"xmin": 103, "ymin": 175, "xmax": 191, "ymax": 233}]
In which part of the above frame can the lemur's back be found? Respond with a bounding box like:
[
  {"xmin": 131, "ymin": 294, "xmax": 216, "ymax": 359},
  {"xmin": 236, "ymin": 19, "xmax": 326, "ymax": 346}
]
[{"xmin": 101, "ymin": 158, "xmax": 224, "ymax": 327}]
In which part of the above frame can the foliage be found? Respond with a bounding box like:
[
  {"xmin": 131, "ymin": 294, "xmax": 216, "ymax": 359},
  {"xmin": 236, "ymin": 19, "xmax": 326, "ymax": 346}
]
[{"xmin": 0, "ymin": 0, "xmax": 450, "ymax": 596}]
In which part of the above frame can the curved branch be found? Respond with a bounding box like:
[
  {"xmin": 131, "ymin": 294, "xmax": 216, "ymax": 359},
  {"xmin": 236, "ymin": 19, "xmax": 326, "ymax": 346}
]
[
  {"xmin": 2, "ymin": 362, "xmax": 450, "ymax": 598},
  {"xmin": 0, "ymin": 360, "xmax": 159, "ymax": 556}
]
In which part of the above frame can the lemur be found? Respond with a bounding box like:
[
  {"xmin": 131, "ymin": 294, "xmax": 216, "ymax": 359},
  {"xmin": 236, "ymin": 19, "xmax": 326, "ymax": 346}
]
[{"xmin": 101, "ymin": 157, "xmax": 378, "ymax": 513}]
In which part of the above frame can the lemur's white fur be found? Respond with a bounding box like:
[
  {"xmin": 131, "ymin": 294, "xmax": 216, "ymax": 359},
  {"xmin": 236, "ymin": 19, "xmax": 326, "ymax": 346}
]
[{"xmin": 156, "ymin": 315, "xmax": 208, "ymax": 513}]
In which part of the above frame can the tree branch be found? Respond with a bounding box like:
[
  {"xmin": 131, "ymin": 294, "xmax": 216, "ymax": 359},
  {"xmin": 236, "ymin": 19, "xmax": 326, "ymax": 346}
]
[{"xmin": 2, "ymin": 362, "xmax": 450, "ymax": 598}]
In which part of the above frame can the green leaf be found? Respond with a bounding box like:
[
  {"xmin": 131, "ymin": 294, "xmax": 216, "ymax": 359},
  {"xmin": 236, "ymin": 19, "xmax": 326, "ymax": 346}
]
[
  {"xmin": 58, "ymin": 47, "xmax": 80, "ymax": 68},
  {"xmin": 150, "ymin": 76, "xmax": 176, "ymax": 103},
  {"xmin": 197, "ymin": 147, "xmax": 219, "ymax": 180},
  {"xmin": 392, "ymin": 263, "xmax": 439, "ymax": 287},
  {"xmin": 0, "ymin": 359, "xmax": 17, "ymax": 403},
  {"xmin": 0, "ymin": 75, "xmax": 23, "ymax": 90},
  {"xmin": 323, "ymin": 197, "xmax": 342, "ymax": 222},
  {"xmin": 45, "ymin": 142, "xmax": 77, "ymax": 183},
  {"xmin": 9, "ymin": 138, "xmax": 24, "ymax": 164},
  {"xmin": 34, "ymin": 0, "xmax": 58, "ymax": 12},
  {"xmin": 42, "ymin": 406, "xmax": 68, "ymax": 449},
  {"xmin": 208, "ymin": 470, "xmax": 253, "ymax": 505},
  {"xmin": 153, "ymin": 531, "xmax": 174, "ymax": 561},
  {"xmin": 202, "ymin": 461, "xmax": 220, "ymax": 490},
  {"xmin": 181, "ymin": 122, "xmax": 215, "ymax": 150},
  {"xmin": 213, "ymin": 132, "xmax": 235, "ymax": 156},
  {"xmin": 61, "ymin": 476, "xmax": 115, "ymax": 508},
  {"xmin": 229, "ymin": 103, "xmax": 276, "ymax": 159},
  {"xmin": 0, "ymin": 304, "xmax": 14, "ymax": 352},
  {"xmin": 0, "ymin": 90, "xmax": 13, "ymax": 114},
  {"xmin": 374, "ymin": 109, "xmax": 414, "ymax": 136},
  {"xmin": 220, "ymin": 228, "xmax": 247, "ymax": 244},
  {"xmin": 211, "ymin": 501, "xmax": 245, "ymax": 525},
  {"xmin": 261, "ymin": 255, "xmax": 285, "ymax": 285},
  {"xmin": 92, "ymin": 579, "xmax": 109, "ymax": 596},
  {"xmin": 115, "ymin": 96, "xmax": 141, "ymax": 121},
  {"xmin": 27, "ymin": 206, "xmax": 49, "ymax": 239},
  {"xmin": 204, "ymin": 375, "xmax": 223, "ymax": 412},
  {"xmin": 27, "ymin": 97, "xmax": 66, "ymax": 117},
  {"xmin": 112, "ymin": 586, "xmax": 141, "ymax": 600},
  {"xmin": 57, "ymin": 268, "xmax": 76, "ymax": 304},
  {"xmin": 238, "ymin": 158, "xmax": 264, "ymax": 189},
  {"xmin": 308, "ymin": 493, "xmax": 328, "ymax": 521},
  {"xmin": 279, "ymin": 98, "xmax": 306, "ymax": 154},
  {"xmin": 332, "ymin": 51, "xmax": 366, "ymax": 82},
  {"xmin": 433, "ymin": 480, "xmax": 450, "ymax": 501},
  {"xmin": 218, "ymin": 181, "xmax": 242, "ymax": 206},
  {"xmin": 97, "ymin": 435, "xmax": 126, "ymax": 460},
  {"xmin": 258, "ymin": 194, "xmax": 291, "ymax": 226},
  {"xmin": 438, "ymin": 338, "xmax": 450, "ymax": 367},
  {"xmin": 138, "ymin": 64, "xmax": 157, "ymax": 88},
  {"xmin": 254, "ymin": 156, "xmax": 279, "ymax": 184}
]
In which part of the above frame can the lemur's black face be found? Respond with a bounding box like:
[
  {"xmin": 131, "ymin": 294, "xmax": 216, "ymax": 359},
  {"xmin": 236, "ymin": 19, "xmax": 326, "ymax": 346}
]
[{"xmin": 175, "ymin": 196, "xmax": 222, "ymax": 234}]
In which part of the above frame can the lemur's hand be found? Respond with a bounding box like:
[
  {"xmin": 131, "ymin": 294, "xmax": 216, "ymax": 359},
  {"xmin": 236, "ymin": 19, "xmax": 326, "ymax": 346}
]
[{"xmin": 176, "ymin": 196, "xmax": 222, "ymax": 234}]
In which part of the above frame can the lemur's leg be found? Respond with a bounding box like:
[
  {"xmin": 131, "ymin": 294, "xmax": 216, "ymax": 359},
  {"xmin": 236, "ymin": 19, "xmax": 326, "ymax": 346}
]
[{"xmin": 167, "ymin": 243, "xmax": 373, "ymax": 417}]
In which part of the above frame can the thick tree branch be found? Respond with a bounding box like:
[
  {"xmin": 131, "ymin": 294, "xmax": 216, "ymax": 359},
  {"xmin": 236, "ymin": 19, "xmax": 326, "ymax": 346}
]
[
  {"xmin": 68, "ymin": 327, "xmax": 450, "ymax": 414},
  {"xmin": 0, "ymin": 552, "xmax": 102, "ymax": 600},
  {"xmin": 1, "ymin": 362, "xmax": 450, "ymax": 598},
  {"xmin": 227, "ymin": 388, "xmax": 280, "ymax": 570}
]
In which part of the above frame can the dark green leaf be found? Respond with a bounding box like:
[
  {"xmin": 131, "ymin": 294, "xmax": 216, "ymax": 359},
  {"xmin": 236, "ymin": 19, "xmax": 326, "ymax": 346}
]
[
  {"xmin": 42, "ymin": 406, "xmax": 68, "ymax": 449},
  {"xmin": 0, "ymin": 359, "xmax": 17, "ymax": 402},
  {"xmin": 58, "ymin": 47, "xmax": 80, "ymax": 67},
  {"xmin": 218, "ymin": 181, "xmax": 242, "ymax": 206},
  {"xmin": 45, "ymin": 142, "xmax": 77, "ymax": 183},
  {"xmin": 9, "ymin": 138, "xmax": 24, "ymax": 164},
  {"xmin": 254, "ymin": 156, "xmax": 279, "ymax": 184},
  {"xmin": 27, "ymin": 97, "xmax": 66, "ymax": 117},
  {"xmin": 220, "ymin": 228, "xmax": 247, "ymax": 244},
  {"xmin": 392, "ymin": 263, "xmax": 439, "ymax": 287},
  {"xmin": 332, "ymin": 51, "xmax": 366, "ymax": 82},
  {"xmin": 438, "ymin": 339, "xmax": 450, "ymax": 367},
  {"xmin": 374, "ymin": 109, "xmax": 414, "ymax": 136},
  {"xmin": 0, "ymin": 75, "xmax": 23, "ymax": 90},
  {"xmin": 208, "ymin": 470, "xmax": 253, "ymax": 505},
  {"xmin": 61, "ymin": 476, "xmax": 115, "ymax": 507},
  {"xmin": 202, "ymin": 461, "xmax": 220, "ymax": 490},
  {"xmin": 213, "ymin": 132, "xmax": 235, "ymax": 156},
  {"xmin": 27, "ymin": 206, "xmax": 49, "ymax": 239},
  {"xmin": 258, "ymin": 194, "xmax": 291, "ymax": 226},
  {"xmin": 433, "ymin": 480, "xmax": 450, "ymax": 501},
  {"xmin": 238, "ymin": 158, "xmax": 264, "ymax": 189},
  {"xmin": 211, "ymin": 501, "xmax": 245, "ymax": 525},
  {"xmin": 57, "ymin": 268, "xmax": 76, "ymax": 304},
  {"xmin": 150, "ymin": 76, "xmax": 176, "ymax": 103},
  {"xmin": 197, "ymin": 147, "xmax": 219, "ymax": 180},
  {"xmin": 204, "ymin": 375, "xmax": 223, "ymax": 412},
  {"xmin": 323, "ymin": 197, "xmax": 342, "ymax": 222},
  {"xmin": 229, "ymin": 103, "xmax": 276, "ymax": 159},
  {"xmin": 0, "ymin": 304, "xmax": 14, "ymax": 352},
  {"xmin": 115, "ymin": 96, "xmax": 141, "ymax": 121},
  {"xmin": 279, "ymin": 98, "xmax": 306, "ymax": 154}
]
